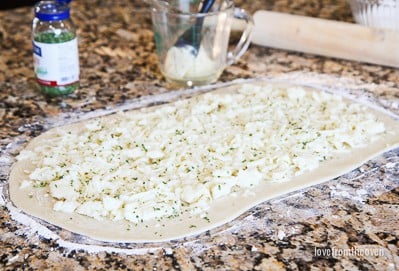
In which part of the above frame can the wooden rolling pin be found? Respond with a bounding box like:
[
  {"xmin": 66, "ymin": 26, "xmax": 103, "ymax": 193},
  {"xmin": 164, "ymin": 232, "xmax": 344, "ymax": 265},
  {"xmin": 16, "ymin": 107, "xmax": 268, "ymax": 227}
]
[{"xmin": 235, "ymin": 10, "xmax": 399, "ymax": 68}]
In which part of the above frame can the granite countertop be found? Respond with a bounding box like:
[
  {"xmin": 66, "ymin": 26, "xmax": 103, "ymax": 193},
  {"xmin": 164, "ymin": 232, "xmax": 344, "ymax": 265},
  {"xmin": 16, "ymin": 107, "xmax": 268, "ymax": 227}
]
[{"xmin": 1, "ymin": 0, "xmax": 398, "ymax": 270}]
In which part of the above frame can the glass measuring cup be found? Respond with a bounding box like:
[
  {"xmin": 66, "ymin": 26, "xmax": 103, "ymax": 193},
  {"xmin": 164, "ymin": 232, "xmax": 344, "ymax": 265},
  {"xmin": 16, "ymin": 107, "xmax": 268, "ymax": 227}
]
[{"xmin": 149, "ymin": 0, "xmax": 253, "ymax": 87}]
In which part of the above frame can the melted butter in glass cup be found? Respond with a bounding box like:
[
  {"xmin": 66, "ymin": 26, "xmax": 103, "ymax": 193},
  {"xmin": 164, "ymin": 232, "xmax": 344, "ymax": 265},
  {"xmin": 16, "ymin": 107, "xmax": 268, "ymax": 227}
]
[{"xmin": 150, "ymin": 0, "xmax": 253, "ymax": 88}]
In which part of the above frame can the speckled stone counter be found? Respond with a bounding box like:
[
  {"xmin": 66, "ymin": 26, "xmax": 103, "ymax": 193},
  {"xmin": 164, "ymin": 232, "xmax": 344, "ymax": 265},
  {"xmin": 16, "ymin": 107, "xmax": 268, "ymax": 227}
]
[{"xmin": 1, "ymin": 0, "xmax": 398, "ymax": 270}]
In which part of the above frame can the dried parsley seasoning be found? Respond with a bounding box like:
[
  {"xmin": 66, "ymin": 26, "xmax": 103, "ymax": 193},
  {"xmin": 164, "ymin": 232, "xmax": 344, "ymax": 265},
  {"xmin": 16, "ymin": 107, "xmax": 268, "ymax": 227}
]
[{"xmin": 32, "ymin": 1, "xmax": 79, "ymax": 96}]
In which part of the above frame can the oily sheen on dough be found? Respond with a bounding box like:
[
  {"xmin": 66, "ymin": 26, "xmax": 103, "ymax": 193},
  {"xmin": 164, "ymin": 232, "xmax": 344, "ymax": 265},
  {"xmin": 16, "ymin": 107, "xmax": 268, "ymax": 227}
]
[{"xmin": 8, "ymin": 82, "xmax": 399, "ymax": 243}]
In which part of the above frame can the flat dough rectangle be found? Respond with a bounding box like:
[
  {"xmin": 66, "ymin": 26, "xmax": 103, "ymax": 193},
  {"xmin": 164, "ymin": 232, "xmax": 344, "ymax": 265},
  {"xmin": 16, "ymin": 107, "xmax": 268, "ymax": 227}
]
[{"xmin": 8, "ymin": 81, "xmax": 399, "ymax": 243}]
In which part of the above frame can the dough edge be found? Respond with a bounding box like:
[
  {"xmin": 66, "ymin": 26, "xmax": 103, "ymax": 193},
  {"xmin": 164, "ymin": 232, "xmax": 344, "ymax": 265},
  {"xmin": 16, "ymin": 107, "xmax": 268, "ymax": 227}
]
[{"xmin": 8, "ymin": 81, "xmax": 399, "ymax": 243}]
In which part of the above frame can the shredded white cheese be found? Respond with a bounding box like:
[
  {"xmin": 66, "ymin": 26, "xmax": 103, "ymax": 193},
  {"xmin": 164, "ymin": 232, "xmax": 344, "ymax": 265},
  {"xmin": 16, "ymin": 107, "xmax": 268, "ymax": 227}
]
[{"xmin": 17, "ymin": 84, "xmax": 385, "ymax": 223}]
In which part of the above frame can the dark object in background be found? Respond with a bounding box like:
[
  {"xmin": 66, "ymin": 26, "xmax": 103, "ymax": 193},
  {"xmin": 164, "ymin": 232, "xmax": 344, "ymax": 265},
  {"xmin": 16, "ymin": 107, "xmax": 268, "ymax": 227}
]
[{"xmin": 0, "ymin": 0, "xmax": 40, "ymax": 10}]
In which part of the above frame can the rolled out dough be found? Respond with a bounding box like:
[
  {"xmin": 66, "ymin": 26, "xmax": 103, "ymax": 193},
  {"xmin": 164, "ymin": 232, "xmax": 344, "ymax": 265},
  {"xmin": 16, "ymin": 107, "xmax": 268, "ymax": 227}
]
[{"xmin": 8, "ymin": 82, "xmax": 399, "ymax": 242}]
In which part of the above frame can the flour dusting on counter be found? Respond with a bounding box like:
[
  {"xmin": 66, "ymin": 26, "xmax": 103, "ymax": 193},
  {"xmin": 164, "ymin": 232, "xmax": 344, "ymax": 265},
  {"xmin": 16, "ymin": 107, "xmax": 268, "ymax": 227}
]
[
  {"xmin": 4, "ymin": 202, "xmax": 164, "ymax": 255},
  {"xmin": 3, "ymin": 76, "xmax": 399, "ymax": 245}
]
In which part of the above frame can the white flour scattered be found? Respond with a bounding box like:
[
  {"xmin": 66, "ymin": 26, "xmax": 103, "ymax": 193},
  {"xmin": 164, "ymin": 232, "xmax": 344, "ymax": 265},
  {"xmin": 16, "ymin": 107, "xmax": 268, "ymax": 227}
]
[
  {"xmin": 0, "ymin": 189, "xmax": 5, "ymax": 206},
  {"xmin": 1, "ymin": 73, "xmax": 398, "ymax": 254},
  {"xmin": 4, "ymin": 202, "xmax": 164, "ymax": 255}
]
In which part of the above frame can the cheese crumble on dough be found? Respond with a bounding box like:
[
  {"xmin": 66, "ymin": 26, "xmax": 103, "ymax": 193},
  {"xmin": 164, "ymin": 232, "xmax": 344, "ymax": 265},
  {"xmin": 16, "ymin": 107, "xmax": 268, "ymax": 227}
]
[{"xmin": 17, "ymin": 84, "xmax": 385, "ymax": 223}]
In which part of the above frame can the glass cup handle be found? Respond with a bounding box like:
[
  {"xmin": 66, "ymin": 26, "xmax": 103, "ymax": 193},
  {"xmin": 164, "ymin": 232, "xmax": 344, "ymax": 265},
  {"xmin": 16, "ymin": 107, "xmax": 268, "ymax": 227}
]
[{"xmin": 227, "ymin": 8, "xmax": 254, "ymax": 65}]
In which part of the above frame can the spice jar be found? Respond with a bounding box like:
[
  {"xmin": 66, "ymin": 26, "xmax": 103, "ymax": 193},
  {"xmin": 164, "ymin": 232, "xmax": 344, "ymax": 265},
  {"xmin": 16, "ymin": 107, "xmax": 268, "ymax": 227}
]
[{"xmin": 32, "ymin": 0, "xmax": 79, "ymax": 96}]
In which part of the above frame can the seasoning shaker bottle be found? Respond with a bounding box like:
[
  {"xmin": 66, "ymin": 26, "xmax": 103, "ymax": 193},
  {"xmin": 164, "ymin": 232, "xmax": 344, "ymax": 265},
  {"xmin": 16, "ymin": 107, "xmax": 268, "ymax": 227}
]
[{"xmin": 32, "ymin": 0, "xmax": 79, "ymax": 96}]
